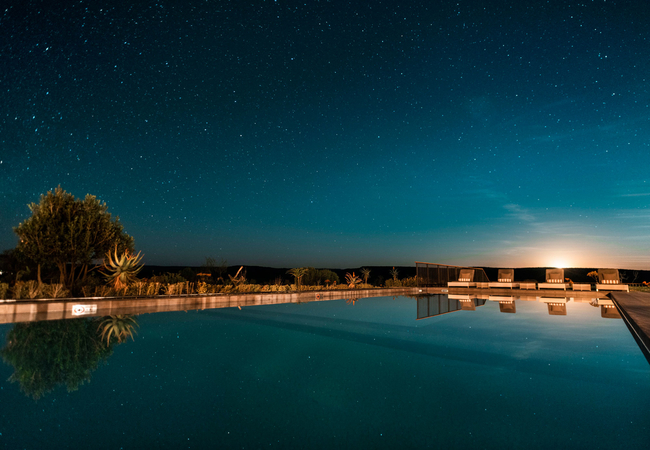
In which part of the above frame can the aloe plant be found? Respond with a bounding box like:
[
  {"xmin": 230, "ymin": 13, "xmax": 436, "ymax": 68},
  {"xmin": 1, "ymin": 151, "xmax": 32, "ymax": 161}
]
[
  {"xmin": 101, "ymin": 247, "xmax": 144, "ymax": 290},
  {"xmin": 345, "ymin": 272, "xmax": 361, "ymax": 289}
]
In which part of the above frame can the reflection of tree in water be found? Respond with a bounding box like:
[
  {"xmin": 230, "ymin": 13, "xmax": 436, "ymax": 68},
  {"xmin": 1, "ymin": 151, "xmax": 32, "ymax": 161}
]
[{"xmin": 1, "ymin": 315, "xmax": 137, "ymax": 400}]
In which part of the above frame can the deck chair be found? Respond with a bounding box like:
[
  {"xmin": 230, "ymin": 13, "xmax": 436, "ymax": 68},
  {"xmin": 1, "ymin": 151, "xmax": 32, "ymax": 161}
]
[
  {"xmin": 596, "ymin": 269, "xmax": 629, "ymax": 292},
  {"xmin": 448, "ymin": 268, "xmax": 476, "ymax": 288},
  {"xmin": 537, "ymin": 269, "xmax": 567, "ymax": 290},
  {"xmin": 488, "ymin": 269, "xmax": 519, "ymax": 289}
]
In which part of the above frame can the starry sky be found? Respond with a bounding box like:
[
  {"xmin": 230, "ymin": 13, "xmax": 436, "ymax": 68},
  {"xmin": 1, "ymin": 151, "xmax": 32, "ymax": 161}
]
[{"xmin": 2, "ymin": 0, "xmax": 650, "ymax": 269}]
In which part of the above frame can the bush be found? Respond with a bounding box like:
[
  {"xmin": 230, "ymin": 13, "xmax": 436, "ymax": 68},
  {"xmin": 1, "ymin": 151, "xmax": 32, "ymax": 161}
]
[{"xmin": 151, "ymin": 272, "xmax": 186, "ymax": 284}]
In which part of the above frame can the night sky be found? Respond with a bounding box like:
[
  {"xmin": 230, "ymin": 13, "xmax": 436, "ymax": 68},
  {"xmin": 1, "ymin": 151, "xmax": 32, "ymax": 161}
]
[{"xmin": 2, "ymin": 0, "xmax": 650, "ymax": 269}]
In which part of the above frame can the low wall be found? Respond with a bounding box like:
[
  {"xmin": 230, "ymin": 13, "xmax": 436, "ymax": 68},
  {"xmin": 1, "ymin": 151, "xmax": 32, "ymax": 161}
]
[{"xmin": 0, "ymin": 287, "xmax": 423, "ymax": 324}]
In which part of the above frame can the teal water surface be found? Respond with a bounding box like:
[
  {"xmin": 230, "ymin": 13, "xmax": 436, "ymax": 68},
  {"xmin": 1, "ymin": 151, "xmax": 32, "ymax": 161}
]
[{"xmin": 0, "ymin": 295, "xmax": 648, "ymax": 449}]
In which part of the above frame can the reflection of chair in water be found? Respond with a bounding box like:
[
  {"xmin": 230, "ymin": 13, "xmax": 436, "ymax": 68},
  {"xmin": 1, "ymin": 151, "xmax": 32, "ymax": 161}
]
[
  {"xmin": 459, "ymin": 298, "xmax": 478, "ymax": 311},
  {"xmin": 488, "ymin": 295, "xmax": 516, "ymax": 313},
  {"xmin": 537, "ymin": 269, "xmax": 568, "ymax": 290},
  {"xmin": 448, "ymin": 294, "xmax": 486, "ymax": 311},
  {"xmin": 448, "ymin": 269, "xmax": 476, "ymax": 288},
  {"xmin": 488, "ymin": 269, "xmax": 519, "ymax": 289},
  {"xmin": 590, "ymin": 298, "xmax": 622, "ymax": 319},
  {"xmin": 595, "ymin": 269, "xmax": 629, "ymax": 292},
  {"xmin": 539, "ymin": 296, "xmax": 569, "ymax": 315}
]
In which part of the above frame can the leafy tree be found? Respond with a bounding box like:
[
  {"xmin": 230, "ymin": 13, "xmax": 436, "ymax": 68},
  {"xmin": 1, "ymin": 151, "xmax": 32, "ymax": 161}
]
[
  {"xmin": 1, "ymin": 319, "xmax": 115, "ymax": 400},
  {"xmin": 303, "ymin": 268, "xmax": 340, "ymax": 286},
  {"xmin": 13, "ymin": 186, "xmax": 134, "ymax": 287}
]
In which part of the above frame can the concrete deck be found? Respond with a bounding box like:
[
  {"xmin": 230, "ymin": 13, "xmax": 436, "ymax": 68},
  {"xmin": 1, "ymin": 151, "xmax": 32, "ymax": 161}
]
[{"xmin": 608, "ymin": 291, "xmax": 650, "ymax": 365}]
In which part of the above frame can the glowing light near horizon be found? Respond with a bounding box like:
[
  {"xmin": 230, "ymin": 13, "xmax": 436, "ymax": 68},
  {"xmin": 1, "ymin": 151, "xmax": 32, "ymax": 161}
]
[{"xmin": 550, "ymin": 259, "xmax": 569, "ymax": 268}]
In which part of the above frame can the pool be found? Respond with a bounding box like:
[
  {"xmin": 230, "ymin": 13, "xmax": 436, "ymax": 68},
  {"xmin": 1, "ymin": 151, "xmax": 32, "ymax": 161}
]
[{"xmin": 1, "ymin": 294, "xmax": 648, "ymax": 449}]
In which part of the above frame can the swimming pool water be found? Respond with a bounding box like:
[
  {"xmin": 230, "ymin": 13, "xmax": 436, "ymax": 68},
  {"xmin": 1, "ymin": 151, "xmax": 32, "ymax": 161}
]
[{"xmin": 1, "ymin": 295, "xmax": 648, "ymax": 449}]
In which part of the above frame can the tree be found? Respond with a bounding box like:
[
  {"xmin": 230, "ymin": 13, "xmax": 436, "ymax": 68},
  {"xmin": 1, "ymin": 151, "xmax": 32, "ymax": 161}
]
[
  {"xmin": 303, "ymin": 267, "xmax": 339, "ymax": 286},
  {"xmin": 13, "ymin": 186, "xmax": 134, "ymax": 287}
]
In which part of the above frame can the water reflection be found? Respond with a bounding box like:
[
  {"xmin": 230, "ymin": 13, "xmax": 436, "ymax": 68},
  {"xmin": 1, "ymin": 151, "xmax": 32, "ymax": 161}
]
[
  {"xmin": 415, "ymin": 294, "xmax": 618, "ymax": 319},
  {"xmin": 488, "ymin": 296, "xmax": 517, "ymax": 313},
  {"xmin": 1, "ymin": 315, "xmax": 137, "ymax": 399},
  {"xmin": 0, "ymin": 293, "xmax": 623, "ymax": 399}
]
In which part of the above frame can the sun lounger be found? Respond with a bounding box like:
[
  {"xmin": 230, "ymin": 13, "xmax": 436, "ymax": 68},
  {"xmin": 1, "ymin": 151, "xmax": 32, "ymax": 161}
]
[
  {"xmin": 488, "ymin": 269, "xmax": 519, "ymax": 289},
  {"xmin": 537, "ymin": 269, "xmax": 568, "ymax": 290},
  {"xmin": 595, "ymin": 269, "xmax": 629, "ymax": 292},
  {"xmin": 571, "ymin": 283, "xmax": 592, "ymax": 291},
  {"xmin": 448, "ymin": 269, "xmax": 476, "ymax": 288}
]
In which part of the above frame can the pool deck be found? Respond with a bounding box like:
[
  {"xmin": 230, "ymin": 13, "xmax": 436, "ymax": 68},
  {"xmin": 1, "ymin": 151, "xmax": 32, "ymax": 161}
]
[{"xmin": 608, "ymin": 291, "xmax": 650, "ymax": 365}]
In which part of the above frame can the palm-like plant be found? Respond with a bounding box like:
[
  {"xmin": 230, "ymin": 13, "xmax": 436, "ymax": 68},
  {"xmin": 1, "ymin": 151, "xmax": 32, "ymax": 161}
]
[
  {"xmin": 360, "ymin": 268, "xmax": 371, "ymax": 285},
  {"xmin": 345, "ymin": 272, "xmax": 361, "ymax": 289},
  {"xmin": 390, "ymin": 267, "xmax": 399, "ymax": 281},
  {"xmin": 98, "ymin": 315, "xmax": 139, "ymax": 346},
  {"xmin": 101, "ymin": 246, "xmax": 144, "ymax": 290},
  {"xmin": 287, "ymin": 267, "xmax": 308, "ymax": 291}
]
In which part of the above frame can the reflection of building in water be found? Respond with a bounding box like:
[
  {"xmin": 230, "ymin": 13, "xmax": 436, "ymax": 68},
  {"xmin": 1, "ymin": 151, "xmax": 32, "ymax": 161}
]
[
  {"xmin": 416, "ymin": 294, "xmax": 486, "ymax": 319},
  {"xmin": 488, "ymin": 296, "xmax": 517, "ymax": 313},
  {"xmin": 538, "ymin": 297, "xmax": 570, "ymax": 315}
]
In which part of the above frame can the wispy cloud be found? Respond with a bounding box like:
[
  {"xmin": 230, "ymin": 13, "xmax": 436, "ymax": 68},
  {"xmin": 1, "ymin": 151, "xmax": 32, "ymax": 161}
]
[
  {"xmin": 503, "ymin": 203, "xmax": 535, "ymax": 222},
  {"xmin": 618, "ymin": 192, "xmax": 650, "ymax": 197}
]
